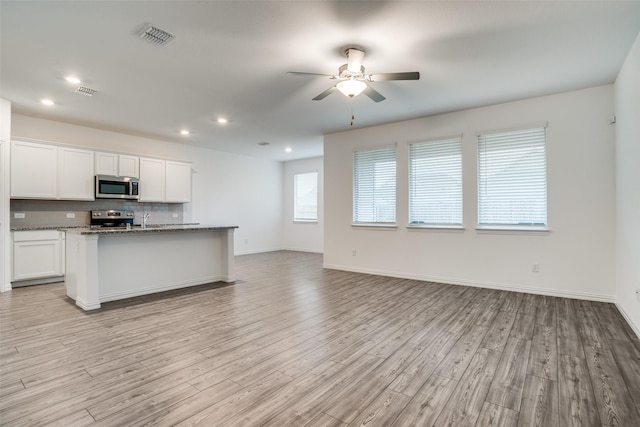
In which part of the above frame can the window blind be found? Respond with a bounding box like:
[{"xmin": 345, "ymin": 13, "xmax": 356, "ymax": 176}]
[
  {"xmin": 353, "ymin": 146, "xmax": 396, "ymax": 223},
  {"xmin": 409, "ymin": 137, "xmax": 462, "ymax": 226},
  {"xmin": 294, "ymin": 171, "xmax": 318, "ymax": 221},
  {"xmin": 478, "ymin": 127, "xmax": 547, "ymax": 227}
]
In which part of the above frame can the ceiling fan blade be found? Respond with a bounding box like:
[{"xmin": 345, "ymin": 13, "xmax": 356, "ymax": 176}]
[
  {"xmin": 363, "ymin": 86, "xmax": 386, "ymax": 103},
  {"xmin": 287, "ymin": 71, "xmax": 336, "ymax": 78},
  {"xmin": 312, "ymin": 86, "xmax": 337, "ymax": 101},
  {"xmin": 346, "ymin": 48, "xmax": 365, "ymax": 73},
  {"xmin": 368, "ymin": 71, "xmax": 420, "ymax": 81}
]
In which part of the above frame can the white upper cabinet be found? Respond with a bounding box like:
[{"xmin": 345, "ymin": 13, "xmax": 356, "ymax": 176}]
[
  {"xmin": 139, "ymin": 157, "xmax": 165, "ymax": 202},
  {"xmin": 11, "ymin": 140, "xmax": 94, "ymax": 200},
  {"xmin": 139, "ymin": 157, "xmax": 190, "ymax": 203},
  {"xmin": 95, "ymin": 152, "xmax": 139, "ymax": 178},
  {"xmin": 11, "ymin": 140, "xmax": 187, "ymax": 203},
  {"xmin": 165, "ymin": 161, "xmax": 191, "ymax": 203},
  {"xmin": 118, "ymin": 155, "xmax": 139, "ymax": 178},
  {"xmin": 11, "ymin": 140, "xmax": 58, "ymax": 199},
  {"xmin": 94, "ymin": 152, "xmax": 118, "ymax": 175},
  {"xmin": 58, "ymin": 147, "xmax": 94, "ymax": 200}
]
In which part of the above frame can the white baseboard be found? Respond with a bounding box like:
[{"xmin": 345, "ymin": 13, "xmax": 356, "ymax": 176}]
[
  {"xmin": 322, "ymin": 263, "xmax": 616, "ymax": 303},
  {"xmin": 235, "ymin": 246, "xmax": 285, "ymax": 256},
  {"xmin": 615, "ymin": 302, "xmax": 640, "ymax": 339},
  {"xmin": 99, "ymin": 275, "xmax": 225, "ymax": 304},
  {"xmin": 281, "ymin": 246, "xmax": 324, "ymax": 254},
  {"xmin": 235, "ymin": 247, "xmax": 323, "ymax": 256}
]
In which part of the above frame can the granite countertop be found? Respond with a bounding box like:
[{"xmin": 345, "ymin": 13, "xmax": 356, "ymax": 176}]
[
  {"xmin": 12, "ymin": 225, "xmax": 87, "ymax": 231},
  {"xmin": 63, "ymin": 224, "xmax": 238, "ymax": 235},
  {"xmin": 12, "ymin": 224, "xmax": 238, "ymax": 233}
]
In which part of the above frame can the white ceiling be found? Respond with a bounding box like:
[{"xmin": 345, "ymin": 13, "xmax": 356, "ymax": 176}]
[{"xmin": 2, "ymin": 1, "xmax": 639, "ymax": 161}]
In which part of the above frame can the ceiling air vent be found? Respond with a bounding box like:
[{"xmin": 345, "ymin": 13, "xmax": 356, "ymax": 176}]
[
  {"xmin": 74, "ymin": 86, "xmax": 98, "ymax": 96},
  {"xmin": 138, "ymin": 24, "xmax": 175, "ymax": 47}
]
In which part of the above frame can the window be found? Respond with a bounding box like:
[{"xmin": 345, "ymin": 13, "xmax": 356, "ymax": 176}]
[
  {"xmin": 477, "ymin": 127, "xmax": 547, "ymax": 228},
  {"xmin": 353, "ymin": 146, "xmax": 396, "ymax": 224},
  {"xmin": 409, "ymin": 137, "xmax": 462, "ymax": 226},
  {"xmin": 294, "ymin": 171, "xmax": 318, "ymax": 221}
]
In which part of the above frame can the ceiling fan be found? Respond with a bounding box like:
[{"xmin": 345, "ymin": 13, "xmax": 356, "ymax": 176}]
[{"xmin": 287, "ymin": 47, "xmax": 420, "ymax": 103}]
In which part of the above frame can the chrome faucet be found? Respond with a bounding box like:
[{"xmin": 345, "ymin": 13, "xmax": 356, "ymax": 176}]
[{"xmin": 142, "ymin": 212, "xmax": 150, "ymax": 229}]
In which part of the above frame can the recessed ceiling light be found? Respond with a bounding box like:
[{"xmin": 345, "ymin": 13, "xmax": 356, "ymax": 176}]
[
  {"xmin": 217, "ymin": 118, "xmax": 228, "ymax": 124},
  {"xmin": 65, "ymin": 76, "xmax": 81, "ymax": 84},
  {"xmin": 40, "ymin": 99, "xmax": 54, "ymax": 106},
  {"xmin": 285, "ymin": 147, "xmax": 292, "ymax": 153},
  {"xmin": 180, "ymin": 129, "xmax": 190, "ymax": 135}
]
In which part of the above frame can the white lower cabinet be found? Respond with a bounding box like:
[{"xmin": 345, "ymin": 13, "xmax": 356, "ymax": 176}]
[{"xmin": 12, "ymin": 230, "xmax": 64, "ymax": 282}]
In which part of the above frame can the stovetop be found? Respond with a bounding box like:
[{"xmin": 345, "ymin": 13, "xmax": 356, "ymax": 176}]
[{"xmin": 90, "ymin": 210, "xmax": 135, "ymax": 227}]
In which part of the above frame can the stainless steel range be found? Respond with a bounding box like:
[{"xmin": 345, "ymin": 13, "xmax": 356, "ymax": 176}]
[{"xmin": 90, "ymin": 210, "xmax": 135, "ymax": 228}]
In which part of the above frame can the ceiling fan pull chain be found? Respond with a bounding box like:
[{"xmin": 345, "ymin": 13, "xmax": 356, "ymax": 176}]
[{"xmin": 350, "ymin": 102, "xmax": 355, "ymax": 126}]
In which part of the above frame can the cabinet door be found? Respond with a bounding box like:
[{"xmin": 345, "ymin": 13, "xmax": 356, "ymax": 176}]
[
  {"xmin": 95, "ymin": 152, "xmax": 118, "ymax": 175},
  {"xmin": 59, "ymin": 147, "xmax": 94, "ymax": 200},
  {"xmin": 13, "ymin": 239, "xmax": 61, "ymax": 281},
  {"xmin": 165, "ymin": 161, "xmax": 191, "ymax": 203},
  {"xmin": 139, "ymin": 157, "xmax": 165, "ymax": 202},
  {"xmin": 10, "ymin": 140, "xmax": 58, "ymax": 198},
  {"xmin": 118, "ymin": 155, "xmax": 139, "ymax": 178}
]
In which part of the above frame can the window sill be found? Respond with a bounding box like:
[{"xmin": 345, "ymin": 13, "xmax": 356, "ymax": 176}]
[
  {"xmin": 293, "ymin": 220, "xmax": 318, "ymax": 224},
  {"xmin": 475, "ymin": 226, "xmax": 550, "ymax": 235},
  {"xmin": 407, "ymin": 225, "xmax": 465, "ymax": 233},
  {"xmin": 351, "ymin": 223, "xmax": 398, "ymax": 230}
]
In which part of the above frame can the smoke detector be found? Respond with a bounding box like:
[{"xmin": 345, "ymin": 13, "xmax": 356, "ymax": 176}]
[{"xmin": 138, "ymin": 24, "xmax": 175, "ymax": 47}]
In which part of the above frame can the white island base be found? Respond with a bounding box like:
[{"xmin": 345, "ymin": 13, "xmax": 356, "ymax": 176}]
[{"xmin": 65, "ymin": 226, "xmax": 237, "ymax": 310}]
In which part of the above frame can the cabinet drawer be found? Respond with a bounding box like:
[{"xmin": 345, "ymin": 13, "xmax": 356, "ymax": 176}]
[{"xmin": 13, "ymin": 230, "xmax": 60, "ymax": 242}]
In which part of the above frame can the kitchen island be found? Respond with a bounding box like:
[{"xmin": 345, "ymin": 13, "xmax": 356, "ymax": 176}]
[{"xmin": 64, "ymin": 225, "xmax": 238, "ymax": 310}]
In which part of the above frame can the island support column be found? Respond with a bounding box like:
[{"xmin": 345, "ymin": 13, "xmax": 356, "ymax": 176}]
[
  {"xmin": 221, "ymin": 228, "xmax": 235, "ymax": 282},
  {"xmin": 65, "ymin": 233, "xmax": 101, "ymax": 310}
]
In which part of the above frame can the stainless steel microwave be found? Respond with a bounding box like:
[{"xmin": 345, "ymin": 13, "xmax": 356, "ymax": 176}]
[{"xmin": 95, "ymin": 175, "xmax": 139, "ymax": 200}]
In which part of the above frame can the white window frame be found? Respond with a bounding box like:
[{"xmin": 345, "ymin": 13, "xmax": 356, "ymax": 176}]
[
  {"xmin": 408, "ymin": 136, "xmax": 463, "ymax": 229},
  {"xmin": 477, "ymin": 126, "xmax": 548, "ymax": 231},
  {"xmin": 352, "ymin": 145, "xmax": 397, "ymax": 226},
  {"xmin": 293, "ymin": 171, "xmax": 318, "ymax": 222}
]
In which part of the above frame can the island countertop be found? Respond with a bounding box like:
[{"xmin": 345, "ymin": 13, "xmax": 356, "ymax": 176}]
[{"xmin": 62, "ymin": 224, "xmax": 238, "ymax": 235}]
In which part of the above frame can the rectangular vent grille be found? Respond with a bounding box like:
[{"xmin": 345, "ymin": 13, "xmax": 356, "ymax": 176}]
[
  {"xmin": 138, "ymin": 24, "xmax": 175, "ymax": 46},
  {"xmin": 74, "ymin": 86, "xmax": 98, "ymax": 96}
]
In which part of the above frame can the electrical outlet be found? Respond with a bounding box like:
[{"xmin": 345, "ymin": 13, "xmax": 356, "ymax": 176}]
[
  {"xmin": 244, "ymin": 239, "xmax": 249, "ymax": 245},
  {"xmin": 172, "ymin": 213, "xmax": 179, "ymax": 218},
  {"xmin": 14, "ymin": 213, "xmax": 25, "ymax": 219},
  {"xmin": 66, "ymin": 213, "xmax": 76, "ymax": 219},
  {"xmin": 532, "ymin": 263, "xmax": 540, "ymax": 273},
  {"xmin": 352, "ymin": 249, "xmax": 357, "ymax": 256}
]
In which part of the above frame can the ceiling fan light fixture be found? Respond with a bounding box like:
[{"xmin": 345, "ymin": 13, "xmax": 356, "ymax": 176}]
[{"xmin": 336, "ymin": 79, "xmax": 367, "ymax": 98}]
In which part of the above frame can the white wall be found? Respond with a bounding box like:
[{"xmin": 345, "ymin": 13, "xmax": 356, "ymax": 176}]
[
  {"xmin": 0, "ymin": 99, "xmax": 11, "ymax": 292},
  {"xmin": 614, "ymin": 32, "xmax": 640, "ymax": 336},
  {"xmin": 10, "ymin": 114, "xmax": 283, "ymax": 255},
  {"xmin": 282, "ymin": 156, "xmax": 324, "ymax": 253},
  {"xmin": 324, "ymin": 85, "xmax": 616, "ymax": 301}
]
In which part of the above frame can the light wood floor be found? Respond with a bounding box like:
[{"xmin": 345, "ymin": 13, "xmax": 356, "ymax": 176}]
[{"xmin": 1, "ymin": 251, "xmax": 639, "ymax": 426}]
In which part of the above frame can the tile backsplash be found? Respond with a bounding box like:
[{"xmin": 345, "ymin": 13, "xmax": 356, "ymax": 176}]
[{"xmin": 10, "ymin": 199, "xmax": 184, "ymax": 228}]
